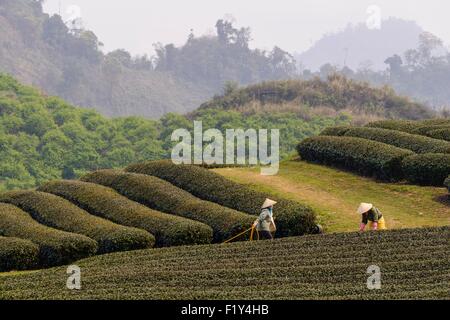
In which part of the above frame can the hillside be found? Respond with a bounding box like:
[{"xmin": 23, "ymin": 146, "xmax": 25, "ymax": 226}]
[
  {"xmin": 196, "ymin": 75, "xmax": 433, "ymax": 121},
  {"xmin": 0, "ymin": 0, "xmax": 297, "ymax": 117},
  {"xmin": 0, "ymin": 74, "xmax": 169, "ymax": 190},
  {"xmin": 0, "ymin": 74, "xmax": 352, "ymax": 190},
  {"xmin": 0, "ymin": 160, "xmax": 317, "ymax": 271},
  {"xmin": 214, "ymin": 161, "xmax": 450, "ymax": 233},
  {"xmin": 0, "ymin": 0, "xmax": 210, "ymax": 118},
  {"xmin": 0, "ymin": 73, "xmax": 439, "ymax": 191},
  {"xmin": 1, "ymin": 226, "xmax": 448, "ymax": 299}
]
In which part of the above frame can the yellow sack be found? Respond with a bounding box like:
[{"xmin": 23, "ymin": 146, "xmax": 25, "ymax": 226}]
[{"xmin": 367, "ymin": 216, "xmax": 387, "ymax": 230}]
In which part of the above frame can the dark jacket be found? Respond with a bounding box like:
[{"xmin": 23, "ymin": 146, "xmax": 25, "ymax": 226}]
[{"xmin": 362, "ymin": 207, "xmax": 383, "ymax": 224}]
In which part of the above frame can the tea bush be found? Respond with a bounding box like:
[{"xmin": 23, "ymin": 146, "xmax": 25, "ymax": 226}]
[
  {"xmin": 0, "ymin": 203, "xmax": 97, "ymax": 267},
  {"xmin": 367, "ymin": 119, "xmax": 450, "ymax": 135},
  {"xmin": 82, "ymin": 170, "xmax": 251, "ymax": 242},
  {"xmin": 426, "ymin": 128, "xmax": 450, "ymax": 141},
  {"xmin": 402, "ymin": 153, "xmax": 450, "ymax": 186},
  {"xmin": 297, "ymin": 136, "xmax": 413, "ymax": 181},
  {"xmin": 0, "ymin": 236, "xmax": 39, "ymax": 272},
  {"xmin": 1, "ymin": 226, "xmax": 448, "ymax": 299},
  {"xmin": 0, "ymin": 191, "xmax": 153, "ymax": 254},
  {"xmin": 319, "ymin": 126, "xmax": 352, "ymax": 136},
  {"xmin": 38, "ymin": 180, "xmax": 210, "ymax": 247},
  {"xmin": 339, "ymin": 127, "xmax": 450, "ymax": 154},
  {"xmin": 126, "ymin": 161, "xmax": 317, "ymax": 237},
  {"xmin": 366, "ymin": 120, "xmax": 421, "ymax": 133}
]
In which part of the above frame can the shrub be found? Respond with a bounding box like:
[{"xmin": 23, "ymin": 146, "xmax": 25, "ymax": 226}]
[
  {"xmin": 297, "ymin": 136, "xmax": 414, "ymax": 181},
  {"xmin": 126, "ymin": 161, "xmax": 317, "ymax": 237},
  {"xmin": 367, "ymin": 119, "xmax": 450, "ymax": 135},
  {"xmin": 426, "ymin": 128, "xmax": 450, "ymax": 142},
  {"xmin": 319, "ymin": 126, "xmax": 352, "ymax": 136},
  {"xmin": 38, "ymin": 180, "xmax": 210, "ymax": 247},
  {"xmin": 81, "ymin": 170, "xmax": 252, "ymax": 242},
  {"xmin": 339, "ymin": 127, "xmax": 450, "ymax": 154},
  {"xmin": 401, "ymin": 153, "xmax": 450, "ymax": 186},
  {"xmin": 411, "ymin": 124, "xmax": 450, "ymax": 136},
  {"xmin": 0, "ymin": 191, "xmax": 154, "ymax": 254},
  {"xmin": 0, "ymin": 236, "xmax": 39, "ymax": 272},
  {"xmin": 0, "ymin": 203, "xmax": 97, "ymax": 267},
  {"xmin": 366, "ymin": 120, "xmax": 420, "ymax": 133},
  {"xmin": 1, "ymin": 226, "xmax": 449, "ymax": 299},
  {"xmin": 419, "ymin": 119, "xmax": 450, "ymax": 126}
]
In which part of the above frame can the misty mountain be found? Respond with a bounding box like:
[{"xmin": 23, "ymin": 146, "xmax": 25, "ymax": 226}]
[
  {"xmin": 295, "ymin": 18, "xmax": 424, "ymax": 71},
  {"xmin": 0, "ymin": 0, "xmax": 296, "ymax": 118}
]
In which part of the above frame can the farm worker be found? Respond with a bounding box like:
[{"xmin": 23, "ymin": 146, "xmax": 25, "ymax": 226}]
[
  {"xmin": 357, "ymin": 203, "xmax": 387, "ymax": 231},
  {"xmin": 253, "ymin": 198, "xmax": 277, "ymax": 240}
]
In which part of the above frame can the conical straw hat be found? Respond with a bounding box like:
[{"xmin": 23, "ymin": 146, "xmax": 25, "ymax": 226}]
[
  {"xmin": 357, "ymin": 203, "xmax": 373, "ymax": 214},
  {"xmin": 262, "ymin": 198, "xmax": 277, "ymax": 209}
]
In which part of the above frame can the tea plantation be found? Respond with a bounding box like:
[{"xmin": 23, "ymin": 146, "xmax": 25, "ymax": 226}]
[
  {"xmin": 0, "ymin": 163, "xmax": 317, "ymax": 271},
  {"xmin": 0, "ymin": 227, "xmax": 448, "ymax": 299},
  {"xmin": 0, "ymin": 119, "xmax": 449, "ymax": 300},
  {"xmin": 298, "ymin": 119, "xmax": 450, "ymax": 187}
]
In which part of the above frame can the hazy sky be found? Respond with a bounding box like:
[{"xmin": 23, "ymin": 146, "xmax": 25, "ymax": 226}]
[{"xmin": 42, "ymin": 0, "xmax": 449, "ymax": 56}]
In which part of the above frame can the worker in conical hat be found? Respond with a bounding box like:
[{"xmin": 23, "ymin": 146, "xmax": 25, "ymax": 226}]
[
  {"xmin": 357, "ymin": 203, "xmax": 387, "ymax": 231},
  {"xmin": 252, "ymin": 198, "xmax": 277, "ymax": 240}
]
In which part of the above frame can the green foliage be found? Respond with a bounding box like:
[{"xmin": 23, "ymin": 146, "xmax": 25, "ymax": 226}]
[
  {"xmin": 424, "ymin": 128, "xmax": 450, "ymax": 141},
  {"xmin": 367, "ymin": 119, "xmax": 450, "ymax": 134},
  {"xmin": 0, "ymin": 74, "xmax": 353, "ymax": 191},
  {"xmin": 38, "ymin": 180, "xmax": 210, "ymax": 247},
  {"xmin": 0, "ymin": 236, "xmax": 39, "ymax": 272},
  {"xmin": 297, "ymin": 136, "xmax": 414, "ymax": 181},
  {"xmin": 410, "ymin": 124, "xmax": 450, "ymax": 136},
  {"xmin": 401, "ymin": 154, "xmax": 450, "ymax": 186},
  {"xmin": 81, "ymin": 170, "xmax": 250, "ymax": 242},
  {"xmin": 319, "ymin": 126, "xmax": 352, "ymax": 136},
  {"xmin": 189, "ymin": 107, "xmax": 351, "ymax": 160},
  {"xmin": 0, "ymin": 203, "xmax": 97, "ymax": 267},
  {"xmin": 333, "ymin": 127, "xmax": 450, "ymax": 154},
  {"xmin": 126, "ymin": 160, "xmax": 317, "ymax": 237},
  {"xmin": 0, "ymin": 74, "xmax": 166, "ymax": 191},
  {"xmin": 366, "ymin": 119, "xmax": 450, "ymax": 143},
  {"xmin": 1, "ymin": 227, "xmax": 448, "ymax": 299},
  {"xmin": 0, "ymin": 191, "xmax": 153, "ymax": 254}
]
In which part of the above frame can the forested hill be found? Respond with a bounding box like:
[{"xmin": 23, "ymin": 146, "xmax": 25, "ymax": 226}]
[
  {"xmin": 0, "ymin": 74, "xmax": 166, "ymax": 190},
  {"xmin": 196, "ymin": 75, "xmax": 433, "ymax": 120},
  {"xmin": 0, "ymin": 74, "xmax": 351, "ymax": 190},
  {"xmin": 0, "ymin": 0, "xmax": 296, "ymax": 118},
  {"xmin": 0, "ymin": 0, "xmax": 207, "ymax": 118}
]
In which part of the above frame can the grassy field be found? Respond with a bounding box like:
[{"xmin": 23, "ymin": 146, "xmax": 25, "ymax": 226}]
[
  {"xmin": 0, "ymin": 160, "xmax": 449, "ymax": 300},
  {"xmin": 0, "ymin": 227, "xmax": 448, "ymax": 299},
  {"xmin": 213, "ymin": 160, "xmax": 450, "ymax": 233}
]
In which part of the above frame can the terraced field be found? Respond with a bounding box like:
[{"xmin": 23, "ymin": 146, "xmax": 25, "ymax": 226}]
[
  {"xmin": 0, "ymin": 163, "xmax": 317, "ymax": 271},
  {"xmin": 299, "ymin": 119, "xmax": 450, "ymax": 187},
  {"xmin": 1, "ymin": 227, "xmax": 448, "ymax": 300},
  {"xmin": 0, "ymin": 119, "xmax": 449, "ymax": 300}
]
